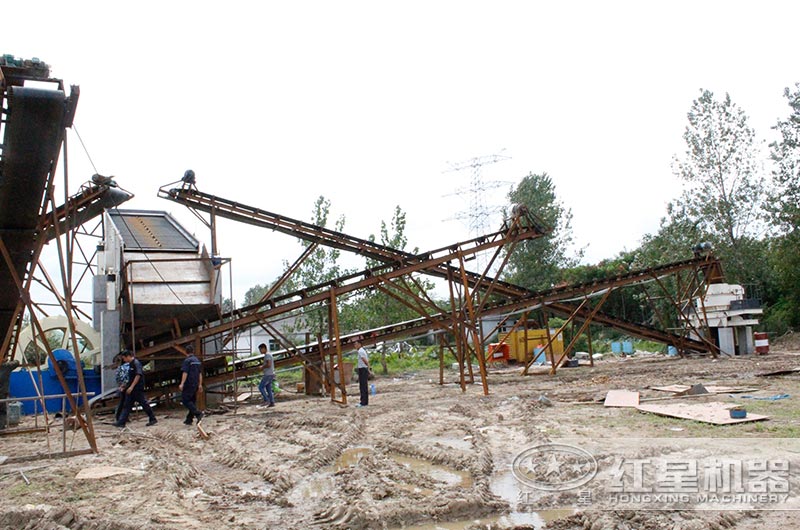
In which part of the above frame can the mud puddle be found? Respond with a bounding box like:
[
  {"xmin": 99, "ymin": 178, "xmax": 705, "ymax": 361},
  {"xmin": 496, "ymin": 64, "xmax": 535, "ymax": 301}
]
[
  {"xmin": 392, "ymin": 454, "xmax": 472, "ymax": 487},
  {"xmin": 325, "ymin": 446, "xmax": 374, "ymax": 471}
]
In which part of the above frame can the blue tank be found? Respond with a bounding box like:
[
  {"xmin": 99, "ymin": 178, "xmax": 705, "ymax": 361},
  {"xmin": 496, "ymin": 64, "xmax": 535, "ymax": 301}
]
[{"xmin": 9, "ymin": 349, "xmax": 101, "ymax": 414}]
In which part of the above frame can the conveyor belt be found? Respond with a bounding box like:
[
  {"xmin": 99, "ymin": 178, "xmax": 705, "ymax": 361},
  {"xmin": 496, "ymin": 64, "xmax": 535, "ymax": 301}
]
[{"xmin": 0, "ymin": 86, "xmax": 68, "ymax": 343}]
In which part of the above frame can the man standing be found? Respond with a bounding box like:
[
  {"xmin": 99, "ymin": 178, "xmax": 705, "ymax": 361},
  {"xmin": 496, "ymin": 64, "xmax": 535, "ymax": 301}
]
[
  {"xmin": 178, "ymin": 344, "xmax": 203, "ymax": 425},
  {"xmin": 257, "ymin": 343, "xmax": 275, "ymax": 408},
  {"xmin": 355, "ymin": 341, "xmax": 370, "ymax": 408},
  {"xmin": 113, "ymin": 353, "xmax": 130, "ymax": 422},
  {"xmin": 114, "ymin": 350, "xmax": 157, "ymax": 427}
]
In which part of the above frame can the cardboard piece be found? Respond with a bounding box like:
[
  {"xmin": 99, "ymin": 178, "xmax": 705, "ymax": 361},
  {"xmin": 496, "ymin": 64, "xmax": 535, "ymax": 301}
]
[
  {"xmin": 604, "ymin": 390, "xmax": 640, "ymax": 408},
  {"xmin": 636, "ymin": 401, "xmax": 769, "ymax": 425}
]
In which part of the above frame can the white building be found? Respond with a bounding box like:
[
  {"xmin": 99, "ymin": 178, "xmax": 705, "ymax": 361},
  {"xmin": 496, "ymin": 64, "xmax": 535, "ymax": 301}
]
[{"xmin": 688, "ymin": 283, "xmax": 763, "ymax": 355}]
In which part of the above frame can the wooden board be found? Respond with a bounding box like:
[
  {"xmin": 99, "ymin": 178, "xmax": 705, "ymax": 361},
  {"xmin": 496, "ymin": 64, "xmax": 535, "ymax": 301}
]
[
  {"xmin": 636, "ymin": 401, "xmax": 769, "ymax": 425},
  {"xmin": 651, "ymin": 384, "xmax": 692, "ymax": 393},
  {"xmin": 604, "ymin": 390, "xmax": 640, "ymax": 408},
  {"xmin": 235, "ymin": 392, "xmax": 254, "ymax": 403},
  {"xmin": 197, "ymin": 421, "xmax": 209, "ymax": 439}
]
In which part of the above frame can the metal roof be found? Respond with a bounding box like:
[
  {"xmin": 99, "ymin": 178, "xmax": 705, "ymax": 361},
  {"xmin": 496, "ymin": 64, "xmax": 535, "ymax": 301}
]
[{"xmin": 108, "ymin": 210, "xmax": 198, "ymax": 251}]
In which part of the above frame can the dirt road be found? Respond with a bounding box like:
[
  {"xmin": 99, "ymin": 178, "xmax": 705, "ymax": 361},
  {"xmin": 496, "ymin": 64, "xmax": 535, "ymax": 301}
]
[{"xmin": 2, "ymin": 345, "xmax": 800, "ymax": 530}]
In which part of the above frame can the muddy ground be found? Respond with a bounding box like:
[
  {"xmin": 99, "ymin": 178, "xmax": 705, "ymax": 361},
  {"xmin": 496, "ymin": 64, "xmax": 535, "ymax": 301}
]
[{"xmin": 2, "ymin": 338, "xmax": 800, "ymax": 530}]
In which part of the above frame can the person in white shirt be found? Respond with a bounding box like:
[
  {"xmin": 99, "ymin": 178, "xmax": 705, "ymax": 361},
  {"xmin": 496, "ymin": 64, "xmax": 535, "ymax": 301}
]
[
  {"xmin": 258, "ymin": 343, "xmax": 275, "ymax": 407},
  {"xmin": 354, "ymin": 341, "xmax": 370, "ymax": 407}
]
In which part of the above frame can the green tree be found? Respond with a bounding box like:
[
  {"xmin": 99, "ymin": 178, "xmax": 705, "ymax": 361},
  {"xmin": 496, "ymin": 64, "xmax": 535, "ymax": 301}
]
[
  {"xmin": 261, "ymin": 196, "xmax": 352, "ymax": 337},
  {"xmin": 635, "ymin": 209, "xmax": 706, "ymax": 266},
  {"xmin": 670, "ymin": 89, "xmax": 768, "ymax": 285},
  {"xmin": 766, "ymin": 83, "xmax": 800, "ymax": 331},
  {"xmin": 769, "ymin": 83, "xmax": 800, "ymax": 233},
  {"xmin": 502, "ymin": 172, "xmax": 581, "ymax": 291},
  {"xmin": 242, "ymin": 285, "xmax": 268, "ymax": 308},
  {"xmin": 339, "ymin": 206, "xmax": 435, "ymax": 335}
]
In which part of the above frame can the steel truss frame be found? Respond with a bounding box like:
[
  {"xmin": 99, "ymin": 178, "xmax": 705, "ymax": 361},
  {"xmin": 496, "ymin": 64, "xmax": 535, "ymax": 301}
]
[
  {"xmin": 0, "ymin": 62, "xmax": 131, "ymax": 461},
  {"xmin": 147, "ymin": 181, "xmax": 723, "ymax": 402}
]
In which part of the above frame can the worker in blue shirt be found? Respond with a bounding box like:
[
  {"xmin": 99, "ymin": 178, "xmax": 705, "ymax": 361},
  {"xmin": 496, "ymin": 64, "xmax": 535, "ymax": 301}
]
[
  {"xmin": 114, "ymin": 350, "xmax": 157, "ymax": 427},
  {"xmin": 179, "ymin": 344, "xmax": 203, "ymax": 425}
]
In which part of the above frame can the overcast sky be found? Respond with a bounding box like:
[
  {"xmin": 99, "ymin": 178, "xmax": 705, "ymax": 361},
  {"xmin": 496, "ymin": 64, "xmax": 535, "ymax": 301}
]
[{"xmin": 6, "ymin": 1, "xmax": 799, "ymax": 305}]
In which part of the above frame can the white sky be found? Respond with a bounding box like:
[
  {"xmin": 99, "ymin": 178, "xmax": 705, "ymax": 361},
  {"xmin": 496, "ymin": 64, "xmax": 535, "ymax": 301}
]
[{"xmin": 6, "ymin": 1, "xmax": 799, "ymax": 305}]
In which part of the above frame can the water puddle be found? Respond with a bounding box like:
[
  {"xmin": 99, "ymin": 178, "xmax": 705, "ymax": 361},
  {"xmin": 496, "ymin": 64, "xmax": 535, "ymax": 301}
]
[
  {"xmin": 292, "ymin": 446, "xmax": 374, "ymax": 503},
  {"xmin": 324, "ymin": 446, "xmax": 374, "ymax": 472},
  {"xmin": 393, "ymin": 468, "xmax": 575, "ymax": 528},
  {"xmin": 391, "ymin": 454, "xmax": 473, "ymax": 488},
  {"xmin": 323, "ymin": 447, "xmax": 471, "ymax": 489}
]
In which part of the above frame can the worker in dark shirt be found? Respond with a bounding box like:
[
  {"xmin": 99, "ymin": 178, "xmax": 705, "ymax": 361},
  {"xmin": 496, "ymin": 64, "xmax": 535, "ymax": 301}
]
[
  {"xmin": 179, "ymin": 344, "xmax": 203, "ymax": 425},
  {"xmin": 114, "ymin": 350, "xmax": 157, "ymax": 427}
]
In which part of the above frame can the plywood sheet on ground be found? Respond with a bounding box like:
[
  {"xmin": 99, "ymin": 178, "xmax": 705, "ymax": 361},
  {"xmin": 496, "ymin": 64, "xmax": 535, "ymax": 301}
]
[
  {"xmin": 651, "ymin": 384, "xmax": 757, "ymax": 394},
  {"xmin": 636, "ymin": 401, "xmax": 769, "ymax": 425},
  {"xmin": 604, "ymin": 390, "xmax": 640, "ymax": 407},
  {"xmin": 75, "ymin": 466, "xmax": 143, "ymax": 480},
  {"xmin": 757, "ymin": 367, "xmax": 800, "ymax": 377}
]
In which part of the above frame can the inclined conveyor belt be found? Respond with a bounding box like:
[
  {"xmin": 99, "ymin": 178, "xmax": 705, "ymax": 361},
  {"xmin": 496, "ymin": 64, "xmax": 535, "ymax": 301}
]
[{"xmin": 0, "ymin": 86, "xmax": 67, "ymax": 339}]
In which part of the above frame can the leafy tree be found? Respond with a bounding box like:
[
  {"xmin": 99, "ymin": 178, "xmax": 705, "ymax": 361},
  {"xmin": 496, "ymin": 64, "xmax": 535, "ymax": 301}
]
[
  {"xmin": 770, "ymin": 83, "xmax": 800, "ymax": 233},
  {"xmin": 670, "ymin": 89, "xmax": 768, "ymax": 284},
  {"xmin": 502, "ymin": 172, "xmax": 581, "ymax": 291},
  {"xmin": 766, "ymin": 83, "xmax": 800, "ymax": 331},
  {"xmin": 242, "ymin": 285, "xmax": 268, "ymax": 308},
  {"xmin": 241, "ymin": 196, "xmax": 351, "ymax": 338},
  {"xmin": 339, "ymin": 206, "xmax": 436, "ymax": 338}
]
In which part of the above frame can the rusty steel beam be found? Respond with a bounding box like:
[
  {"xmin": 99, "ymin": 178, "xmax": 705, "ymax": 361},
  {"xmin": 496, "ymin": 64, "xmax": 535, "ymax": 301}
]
[
  {"xmin": 135, "ymin": 211, "xmax": 538, "ymax": 359},
  {"xmin": 158, "ymin": 181, "xmax": 549, "ymax": 300},
  {"xmin": 150, "ymin": 180, "xmax": 723, "ymax": 397},
  {"xmin": 161, "ymin": 183, "xmax": 722, "ymax": 359},
  {"xmin": 157, "ymin": 254, "xmax": 722, "ymax": 396}
]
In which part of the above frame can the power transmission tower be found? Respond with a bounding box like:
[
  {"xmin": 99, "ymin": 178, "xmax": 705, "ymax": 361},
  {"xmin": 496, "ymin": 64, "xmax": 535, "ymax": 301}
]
[{"xmin": 444, "ymin": 152, "xmax": 512, "ymax": 271}]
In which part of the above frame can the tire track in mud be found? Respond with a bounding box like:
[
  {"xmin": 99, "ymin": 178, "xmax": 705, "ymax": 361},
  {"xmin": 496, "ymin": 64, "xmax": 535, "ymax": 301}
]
[
  {"xmin": 188, "ymin": 411, "xmax": 367, "ymax": 510},
  {"xmin": 0, "ymin": 505, "xmax": 143, "ymax": 530},
  {"xmin": 279, "ymin": 400, "xmax": 508, "ymax": 530},
  {"xmin": 546, "ymin": 509, "xmax": 746, "ymax": 530},
  {"xmin": 210, "ymin": 441, "xmax": 295, "ymax": 505},
  {"xmin": 116, "ymin": 430, "xmax": 202, "ymax": 491},
  {"xmin": 260, "ymin": 412, "xmax": 347, "ymax": 431},
  {"xmin": 301, "ymin": 412, "xmax": 366, "ymax": 470}
]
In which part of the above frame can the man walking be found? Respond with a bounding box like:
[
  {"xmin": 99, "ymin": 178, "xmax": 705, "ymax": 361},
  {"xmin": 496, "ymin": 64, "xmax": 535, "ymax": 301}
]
[
  {"xmin": 179, "ymin": 344, "xmax": 203, "ymax": 425},
  {"xmin": 258, "ymin": 343, "xmax": 275, "ymax": 408},
  {"xmin": 114, "ymin": 350, "xmax": 157, "ymax": 427},
  {"xmin": 355, "ymin": 341, "xmax": 370, "ymax": 408}
]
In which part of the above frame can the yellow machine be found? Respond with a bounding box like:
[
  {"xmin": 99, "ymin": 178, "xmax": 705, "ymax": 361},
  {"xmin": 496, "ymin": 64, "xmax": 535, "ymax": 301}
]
[{"xmin": 496, "ymin": 329, "xmax": 563, "ymax": 363}]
